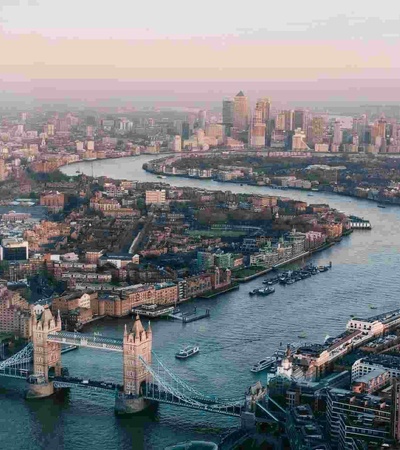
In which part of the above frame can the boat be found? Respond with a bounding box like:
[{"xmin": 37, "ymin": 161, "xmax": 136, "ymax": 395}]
[
  {"xmin": 250, "ymin": 357, "xmax": 276, "ymax": 373},
  {"xmin": 298, "ymin": 332, "xmax": 307, "ymax": 339},
  {"xmin": 324, "ymin": 334, "xmax": 331, "ymax": 344},
  {"xmin": 157, "ymin": 175, "xmax": 167, "ymax": 179},
  {"xmin": 286, "ymin": 278, "xmax": 295, "ymax": 285},
  {"xmin": 369, "ymin": 304, "xmax": 378, "ymax": 310},
  {"xmin": 175, "ymin": 345, "xmax": 200, "ymax": 359},
  {"xmin": 249, "ymin": 289, "xmax": 258, "ymax": 296},
  {"xmin": 257, "ymin": 287, "xmax": 275, "ymax": 296},
  {"xmin": 377, "ymin": 204, "xmax": 386, "ymax": 208}
]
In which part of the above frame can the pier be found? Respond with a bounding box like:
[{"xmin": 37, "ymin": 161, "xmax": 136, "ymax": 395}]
[
  {"xmin": 349, "ymin": 216, "xmax": 372, "ymax": 230},
  {"xmin": 168, "ymin": 307, "xmax": 211, "ymax": 323}
]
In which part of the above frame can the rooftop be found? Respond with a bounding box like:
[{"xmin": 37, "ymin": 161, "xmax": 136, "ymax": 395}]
[{"xmin": 353, "ymin": 368, "xmax": 388, "ymax": 384}]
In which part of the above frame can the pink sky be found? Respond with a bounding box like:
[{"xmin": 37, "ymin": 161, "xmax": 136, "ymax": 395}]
[{"xmin": 1, "ymin": 1, "xmax": 400, "ymax": 103}]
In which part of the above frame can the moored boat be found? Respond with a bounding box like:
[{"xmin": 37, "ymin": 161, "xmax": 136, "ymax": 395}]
[{"xmin": 250, "ymin": 357, "xmax": 276, "ymax": 373}]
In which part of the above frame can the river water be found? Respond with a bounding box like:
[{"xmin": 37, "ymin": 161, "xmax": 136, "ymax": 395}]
[{"xmin": 1, "ymin": 155, "xmax": 399, "ymax": 450}]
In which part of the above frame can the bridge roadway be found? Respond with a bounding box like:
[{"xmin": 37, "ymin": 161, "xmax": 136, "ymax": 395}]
[
  {"xmin": 0, "ymin": 367, "xmax": 29, "ymax": 379},
  {"xmin": 47, "ymin": 331, "xmax": 123, "ymax": 352},
  {"xmin": 52, "ymin": 376, "xmax": 123, "ymax": 392}
]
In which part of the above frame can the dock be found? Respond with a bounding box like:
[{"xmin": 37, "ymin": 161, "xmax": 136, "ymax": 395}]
[
  {"xmin": 132, "ymin": 304, "xmax": 176, "ymax": 318},
  {"xmin": 349, "ymin": 215, "xmax": 372, "ymax": 230},
  {"xmin": 168, "ymin": 307, "xmax": 210, "ymax": 323}
]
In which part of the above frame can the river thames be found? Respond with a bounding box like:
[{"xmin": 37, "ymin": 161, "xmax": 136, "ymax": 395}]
[{"xmin": 1, "ymin": 155, "xmax": 399, "ymax": 450}]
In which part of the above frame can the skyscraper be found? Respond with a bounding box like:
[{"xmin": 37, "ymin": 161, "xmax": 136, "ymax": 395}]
[
  {"xmin": 275, "ymin": 113, "xmax": 286, "ymax": 131},
  {"xmin": 333, "ymin": 120, "xmax": 342, "ymax": 145},
  {"xmin": 256, "ymin": 98, "xmax": 271, "ymax": 123},
  {"xmin": 198, "ymin": 110, "xmax": 207, "ymax": 129},
  {"xmin": 284, "ymin": 110, "xmax": 294, "ymax": 132},
  {"xmin": 294, "ymin": 110, "xmax": 307, "ymax": 131},
  {"xmin": 181, "ymin": 122, "xmax": 190, "ymax": 140},
  {"xmin": 249, "ymin": 105, "xmax": 266, "ymax": 148},
  {"xmin": 233, "ymin": 91, "xmax": 249, "ymax": 132},
  {"xmin": 292, "ymin": 128, "xmax": 310, "ymax": 151},
  {"xmin": 222, "ymin": 98, "xmax": 234, "ymax": 125}
]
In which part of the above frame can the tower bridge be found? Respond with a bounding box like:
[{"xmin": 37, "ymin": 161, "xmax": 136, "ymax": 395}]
[{"xmin": 0, "ymin": 306, "xmax": 271, "ymax": 426}]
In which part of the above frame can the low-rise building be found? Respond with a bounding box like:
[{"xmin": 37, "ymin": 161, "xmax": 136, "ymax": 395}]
[{"xmin": 351, "ymin": 368, "xmax": 390, "ymax": 394}]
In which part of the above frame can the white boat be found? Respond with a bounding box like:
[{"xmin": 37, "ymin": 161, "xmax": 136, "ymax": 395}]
[
  {"xmin": 250, "ymin": 357, "xmax": 276, "ymax": 373},
  {"xmin": 175, "ymin": 345, "xmax": 200, "ymax": 359}
]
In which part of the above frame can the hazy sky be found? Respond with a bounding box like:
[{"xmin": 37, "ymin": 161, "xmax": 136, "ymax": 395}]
[{"xmin": 1, "ymin": 1, "xmax": 400, "ymax": 104}]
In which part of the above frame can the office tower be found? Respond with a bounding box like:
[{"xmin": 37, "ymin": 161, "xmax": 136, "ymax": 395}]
[
  {"xmin": 249, "ymin": 105, "xmax": 266, "ymax": 148},
  {"xmin": 233, "ymin": 91, "xmax": 249, "ymax": 131},
  {"xmin": 275, "ymin": 113, "xmax": 286, "ymax": 131},
  {"xmin": 292, "ymin": 128, "xmax": 310, "ymax": 151},
  {"xmin": 222, "ymin": 98, "xmax": 234, "ymax": 125},
  {"xmin": 181, "ymin": 122, "xmax": 190, "ymax": 140},
  {"xmin": 172, "ymin": 135, "xmax": 181, "ymax": 152},
  {"xmin": 205, "ymin": 124, "xmax": 225, "ymax": 141},
  {"xmin": 309, "ymin": 116, "xmax": 325, "ymax": 144},
  {"xmin": 352, "ymin": 117, "xmax": 366, "ymax": 143},
  {"xmin": 0, "ymin": 158, "xmax": 5, "ymax": 182},
  {"xmin": 333, "ymin": 120, "xmax": 342, "ymax": 145},
  {"xmin": 294, "ymin": 110, "xmax": 306, "ymax": 131},
  {"xmin": 256, "ymin": 98, "xmax": 271, "ymax": 123},
  {"xmin": 198, "ymin": 110, "xmax": 207, "ymax": 129},
  {"xmin": 284, "ymin": 110, "xmax": 294, "ymax": 132}
]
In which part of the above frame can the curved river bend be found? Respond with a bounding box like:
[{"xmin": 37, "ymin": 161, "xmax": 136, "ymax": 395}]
[{"xmin": 1, "ymin": 155, "xmax": 399, "ymax": 450}]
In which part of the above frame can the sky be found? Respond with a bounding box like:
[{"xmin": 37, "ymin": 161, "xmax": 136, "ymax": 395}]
[{"xmin": 1, "ymin": 1, "xmax": 400, "ymax": 105}]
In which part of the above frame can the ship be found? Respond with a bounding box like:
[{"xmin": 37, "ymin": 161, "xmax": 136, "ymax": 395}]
[
  {"xmin": 257, "ymin": 287, "xmax": 275, "ymax": 296},
  {"xmin": 175, "ymin": 345, "xmax": 200, "ymax": 359},
  {"xmin": 377, "ymin": 204, "xmax": 386, "ymax": 208},
  {"xmin": 250, "ymin": 357, "xmax": 276, "ymax": 373}
]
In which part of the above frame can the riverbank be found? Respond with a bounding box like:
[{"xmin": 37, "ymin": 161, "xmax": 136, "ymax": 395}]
[
  {"xmin": 233, "ymin": 251, "xmax": 311, "ymax": 282},
  {"xmin": 143, "ymin": 165, "xmax": 400, "ymax": 207},
  {"xmin": 198, "ymin": 283, "xmax": 240, "ymax": 299}
]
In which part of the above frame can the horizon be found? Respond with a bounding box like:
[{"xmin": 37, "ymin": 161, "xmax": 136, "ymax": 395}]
[{"xmin": 1, "ymin": 1, "xmax": 400, "ymax": 106}]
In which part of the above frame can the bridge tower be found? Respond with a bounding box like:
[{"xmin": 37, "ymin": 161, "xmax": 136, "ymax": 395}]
[
  {"xmin": 26, "ymin": 305, "xmax": 62, "ymax": 399},
  {"xmin": 115, "ymin": 314, "xmax": 152, "ymax": 414}
]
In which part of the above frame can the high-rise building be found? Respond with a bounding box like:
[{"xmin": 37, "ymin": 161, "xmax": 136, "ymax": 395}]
[
  {"xmin": 292, "ymin": 128, "xmax": 310, "ymax": 151},
  {"xmin": 205, "ymin": 124, "xmax": 225, "ymax": 142},
  {"xmin": 333, "ymin": 120, "xmax": 342, "ymax": 145},
  {"xmin": 284, "ymin": 110, "xmax": 294, "ymax": 132},
  {"xmin": 275, "ymin": 113, "xmax": 286, "ymax": 131},
  {"xmin": 309, "ymin": 116, "xmax": 325, "ymax": 144},
  {"xmin": 249, "ymin": 105, "xmax": 266, "ymax": 148},
  {"xmin": 256, "ymin": 98, "xmax": 271, "ymax": 123},
  {"xmin": 222, "ymin": 98, "xmax": 234, "ymax": 126},
  {"xmin": 198, "ymin": 110, "xmax": 207, "ymax": 129},
  {"xmin": 181, "ymin": 122, "xmax": 190, "ymax": 140},
  {"xmin": 0, "ymin": 158, "xmax": 5, "ymax": 182},
  {"xmin": 294, "ymin": 110, "xmax": 307, "ymax": 131},
  {"xmin": 233, "ymin": 91, "xmax": 249, "ymax": 132},
  {"xmin": 171, "ymin": 135, "xmax": 181, "ymax": 152}
]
